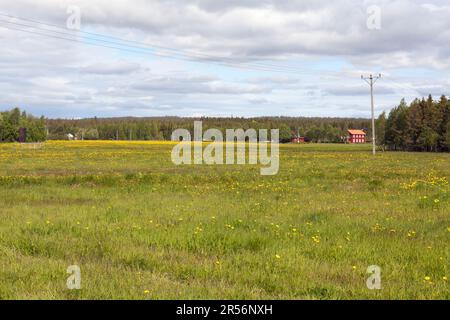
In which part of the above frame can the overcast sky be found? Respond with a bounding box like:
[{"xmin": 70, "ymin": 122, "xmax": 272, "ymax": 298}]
[{"xmin": 0, "ymin": 0, "xmax": 449, "ymax": 118}]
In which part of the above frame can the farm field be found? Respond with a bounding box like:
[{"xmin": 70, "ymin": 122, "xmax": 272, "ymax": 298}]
[{"xmin": 0, "ymin": 141, "xmax": 448, "ymax": 300}]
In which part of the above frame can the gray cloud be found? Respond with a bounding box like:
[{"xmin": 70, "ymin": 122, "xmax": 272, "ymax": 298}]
[
  {"xmin": 2, "ymin": 0, "xmax": 450, "ymax": 66},
  {"xmin": 0, "ymin": 0, "xmax": 449, "ymax": 118},
  {"xmin": 131, "ymin": 76, "xmax": 272, "ymax": 94},
  {"xmin": 324, "ymin": 85, "xmax": 396, "ymax": 96},
  {"xmin": 81, "ymin": 61, "xmax": 141, "ymax": 75}
]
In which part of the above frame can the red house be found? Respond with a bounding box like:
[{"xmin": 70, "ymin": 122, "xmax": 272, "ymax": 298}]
[
  {"xmin": 291, "ymin": 136, "xmax": 306, "ymax": 143},
  {"xmin": 348, "ymin": 130, "xmax": 366, "ymax": 144}
]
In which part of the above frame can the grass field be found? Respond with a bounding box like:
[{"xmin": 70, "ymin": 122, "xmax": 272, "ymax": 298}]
[{"xmin": 0, "ymin": 141, "xmax": 448, "ymax": 300}]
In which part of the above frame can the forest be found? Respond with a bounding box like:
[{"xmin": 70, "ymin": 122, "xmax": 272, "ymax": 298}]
[
  {"xmin": 46, "ymin": 116, "xmax": 370, "ymax": 143},
  {"xmin": 1, "ymin": 95, "xmax": 449, "ymax": 151},
  {"xmin": 377, "ymin": 95, "xmax": 449, "ymax": 152}
]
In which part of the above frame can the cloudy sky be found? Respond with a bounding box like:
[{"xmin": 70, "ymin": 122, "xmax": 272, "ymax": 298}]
[{"xmin": 0, "ymin": 0, "xmax": 449, "ymax": 118}]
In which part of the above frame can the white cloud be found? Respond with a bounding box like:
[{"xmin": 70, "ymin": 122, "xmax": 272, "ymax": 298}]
[
  {"xmin": 0, "ymin": 0, "xmax": 449, "ymax": 117},
  {"xmin": 81, "ymin": 61, "xmax": 141, "ymax": 75}
]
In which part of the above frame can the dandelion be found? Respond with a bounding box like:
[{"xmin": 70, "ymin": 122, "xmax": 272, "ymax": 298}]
[
  {"xmin": 434, "ymin": 199, "xmax": 440, "ymax": 204},
  {"xmin": 352, "ymin": 266, "xmax": 357, "ymax": 270},
  {"xmin": 443, "ymin": 276, "xmax": 448, "ymax": 281},
  {"xmin": 424, "ymin": 276, "xmax": 431, "ymax": 281},
  {"xmin": 372, "ymin": 223, "xmax": 383, "ymax": 232},
  {"xmin": 311, "ymin": 235, "xmax": 321, "ymax": 244},
  {"xmin": 407, "ymin": 231, "xmax": 416, "ymax": 238},
  {"xmin": 275, "ymin": 254, "xmax": 281, "ymax": 259},
  {"xmin": 143, "ymin": 290, "xmax": 150, "ymax": 295}
]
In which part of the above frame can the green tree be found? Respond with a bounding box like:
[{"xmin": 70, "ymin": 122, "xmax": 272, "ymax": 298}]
[
  {"xmin": 0, "ymin": 108, "xmax": 46, "ymax": 142},
  {"xmin": 376, "ymin": 112, "xmax": 387, "ymax": 150},
  {"xmin": 444, "ymin": 122, "xmax": 450, "ymax": 150},
  {"xmin": 386, "ymin": 99, "xmax": 409, "ymax": 150},
  {"xmin": 278, "ymin": 124, "xmax": 292, "ymax": 143},
  {"xmin": 417, "ymin": 126, "xmax": 439, "ymax": 152}
]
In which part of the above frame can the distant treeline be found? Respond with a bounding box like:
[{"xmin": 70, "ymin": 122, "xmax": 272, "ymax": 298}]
[
  {"xmin": 0, "ymin": 108, "xmax": 46, "ymax": 142},
  {"xmin": 1, "ymin": 94, "xmax": 449, "ymax": 151},
  {"xmin": 46, "ymin": 116, "xmax": 371, "ymax": 143},
  {"xmin": 376, "ymin": 95, "xmax": 450, "ymax": 152}
]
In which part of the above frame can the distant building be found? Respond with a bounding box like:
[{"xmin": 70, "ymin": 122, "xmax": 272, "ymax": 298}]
[
  {"xmin": 291, "ymin": 136, "xmax": 306, "ymax": 144},
  {"xmin": 66, "ymin": 133, "xmax": 75, "ymax": 140},
  {"xmin": 348, "ymin": 130, "xmax": 366, "ymax": 144}
]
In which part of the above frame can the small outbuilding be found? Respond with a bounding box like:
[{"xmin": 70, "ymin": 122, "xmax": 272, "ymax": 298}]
[{"xmin": 348, "ymin": 130, "xmax": 366, "ymax": 144}]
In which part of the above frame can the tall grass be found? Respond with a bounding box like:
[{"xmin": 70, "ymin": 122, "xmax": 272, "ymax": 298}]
[{"xmin": 0, "ymin": 141, "xmax": 448, "ymax": 299}]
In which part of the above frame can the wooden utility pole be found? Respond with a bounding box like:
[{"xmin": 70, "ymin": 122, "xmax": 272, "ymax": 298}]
[{"xmin": 361, "ymin": 74, "xmax": 382, "ymax": 155}]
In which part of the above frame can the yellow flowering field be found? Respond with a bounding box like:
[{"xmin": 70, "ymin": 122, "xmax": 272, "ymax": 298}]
[{"xmin": 0, "ymin": 141, "xmax": 448, "ymax": 299}]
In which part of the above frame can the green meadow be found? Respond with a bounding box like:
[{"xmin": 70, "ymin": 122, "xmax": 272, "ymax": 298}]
[{"xmin": 0, "ymin": 141, "xmax": 448, "ymax": 299}]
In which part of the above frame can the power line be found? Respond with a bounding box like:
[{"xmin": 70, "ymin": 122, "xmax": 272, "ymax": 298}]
[
  {"xmin": 0, "ymin": 12, "xmax": 299, "ymax": 73},
  {"xmin": 0, "ymin": 12, "xmax": 295, "ymax": 69},
  {"xmin": 382, "ymin": 76, "xmax": 419, "ymax": 95},
  {"xmin": 0, "ymin": 22, "xmax": 305, "ymax": 75},
  {"xmin": 0, "ymin": 24, "xmax": 322, "ymax": 75},
  {"xmin": 0, "ymin": 12, "xmax": 349, "ymax": 77}
]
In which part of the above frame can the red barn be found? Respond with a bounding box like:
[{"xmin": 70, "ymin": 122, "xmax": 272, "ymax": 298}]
[
  {"xmin": 291, "ymin": 136, "xmax": 306, "ymax": 144},
  {"xmin": 348, "ymin": 130, "xmax": 366, "ymax": 144}
]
